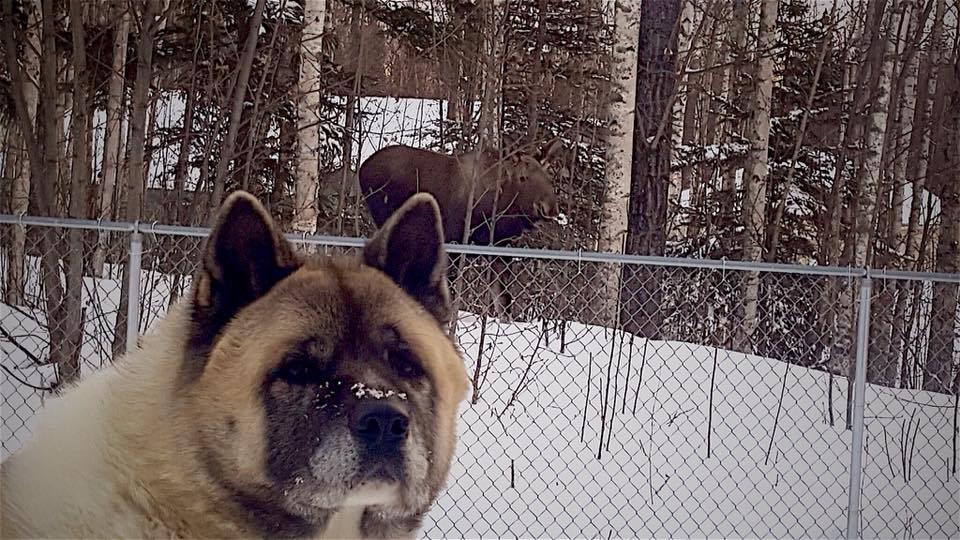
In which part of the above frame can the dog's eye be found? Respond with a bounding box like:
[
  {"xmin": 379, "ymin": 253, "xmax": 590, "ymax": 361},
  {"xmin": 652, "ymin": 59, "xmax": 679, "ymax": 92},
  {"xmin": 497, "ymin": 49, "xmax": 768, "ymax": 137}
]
[
  {"xmin": 275, "ymin": 359, "xmax": 319, "ymax": 385},
  {"xmin": 387, "ymin": 349, "xmax": 424, "ymax": 380}
]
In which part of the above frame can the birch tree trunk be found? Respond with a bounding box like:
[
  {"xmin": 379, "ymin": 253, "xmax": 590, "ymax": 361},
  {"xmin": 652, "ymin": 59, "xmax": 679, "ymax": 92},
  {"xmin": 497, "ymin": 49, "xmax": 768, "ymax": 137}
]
[
  {"xmin": 3, "ymin": 0, "xmax": 40, "ymax": 305},
  {"xmin": 293, "ymin": 0, "xmax": 328, "ymax": 234},
  {"xmin": 477, "ymin": 0, "xmax": 504, "ymax": 149},
  {"xmin": 669, "ymin": 0, "xmax": 695, "ymax": 211},
  {"xmin": 872, "ymin": 0, "xmax": 927, "ymax": 387},
  {"xmin": 598, "ymin": 0, "xmax": 639, "ymax": 326},
  {"xmin": 902, "ymin": 0, "xmax": 943, "ymax": 270},
  {"xmin": 838, "ymin": 1, "xmax": 896, "ymax": 423},
  {"xmin": 894, "ymin": 0, "xmax": 944, "ymax": 387},
  {"xmin": 93, "ymin": 9, "xmax": 130, "ymax": 276},
  {"xmin": 735, "ymin": 0, "xmax": 778, "ymax": 355}
]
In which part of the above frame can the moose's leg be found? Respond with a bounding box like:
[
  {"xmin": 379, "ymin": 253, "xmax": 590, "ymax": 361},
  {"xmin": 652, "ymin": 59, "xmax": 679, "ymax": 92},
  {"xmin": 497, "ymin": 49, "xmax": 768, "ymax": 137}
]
[
  {"xmin": 487, "ymin": 255, "xmax": 513, "ymax": 323},
  {"xmin": 445, "ymin": 251, "xmax": 467, "ymax": 337}
]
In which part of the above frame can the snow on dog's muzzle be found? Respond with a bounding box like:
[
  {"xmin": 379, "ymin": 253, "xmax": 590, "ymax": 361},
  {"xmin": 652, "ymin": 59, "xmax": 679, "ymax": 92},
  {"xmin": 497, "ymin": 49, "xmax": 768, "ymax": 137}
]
[{"xmin": 555, "ymin": 213, "xmax": 568, "ymax": 226}]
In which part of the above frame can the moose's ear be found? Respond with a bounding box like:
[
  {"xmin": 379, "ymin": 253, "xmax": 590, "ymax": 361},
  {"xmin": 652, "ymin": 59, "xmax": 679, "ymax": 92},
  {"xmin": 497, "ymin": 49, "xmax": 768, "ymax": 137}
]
[
  {"xmin": 536, "ymin": 137, "xmax": 564, "ymax": 168},
  {"xmin": 364, "ymin": 193, "xmax": 451, "ymax": 325},
  {"xmin": 187, "ymin": 191, "xmax": 301, "ymax": 370}
]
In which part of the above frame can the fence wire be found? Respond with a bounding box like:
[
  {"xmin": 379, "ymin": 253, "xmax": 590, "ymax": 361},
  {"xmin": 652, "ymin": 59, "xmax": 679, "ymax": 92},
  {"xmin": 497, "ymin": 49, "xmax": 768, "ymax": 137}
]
[{"xmin": 1, "ymin": 217, "xmax": 958, "ymax": 540}]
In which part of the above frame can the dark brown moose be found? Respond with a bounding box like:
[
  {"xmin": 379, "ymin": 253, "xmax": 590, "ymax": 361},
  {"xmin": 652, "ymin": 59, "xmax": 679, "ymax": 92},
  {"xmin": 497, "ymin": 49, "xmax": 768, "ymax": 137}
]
[{"xmin": 358, "ymin": 140, "xmax": 567, "ymax": 246}]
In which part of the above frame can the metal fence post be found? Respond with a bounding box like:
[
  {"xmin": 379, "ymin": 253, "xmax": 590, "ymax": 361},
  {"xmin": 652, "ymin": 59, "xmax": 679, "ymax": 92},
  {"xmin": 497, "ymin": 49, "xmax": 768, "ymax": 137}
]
[
  {"xmin": 846, "ymin": 275, "xmax": 872, "ymax": 540},
  {"xmin": 126, "ymin": 230, "xmax": 143, "ymax": 353}
]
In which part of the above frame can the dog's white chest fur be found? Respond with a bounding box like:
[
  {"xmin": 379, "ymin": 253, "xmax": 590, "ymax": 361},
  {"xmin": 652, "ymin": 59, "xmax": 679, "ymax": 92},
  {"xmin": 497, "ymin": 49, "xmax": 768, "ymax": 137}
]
[
  {"xmin": 318, "ymin": 482, "xmax": 400, "ymax": 538},
  {"xmin": 321, "ymin": 506, "xmax": 366, "ymax": 538}
]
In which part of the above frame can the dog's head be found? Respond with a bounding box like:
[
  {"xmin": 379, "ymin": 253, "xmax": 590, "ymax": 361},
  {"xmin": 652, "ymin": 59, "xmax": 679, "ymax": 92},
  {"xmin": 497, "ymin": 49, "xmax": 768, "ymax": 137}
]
[{"xmin": 180, "ymin": 191, "xmax": 469, "ymax": 537}]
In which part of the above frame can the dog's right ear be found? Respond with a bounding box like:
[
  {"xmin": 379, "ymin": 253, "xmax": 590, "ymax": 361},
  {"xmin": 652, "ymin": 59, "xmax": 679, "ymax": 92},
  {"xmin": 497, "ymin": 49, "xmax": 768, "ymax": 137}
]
[
  {"xmin": 364, "ymin": 193, "xmax": 451, "ymax": 326},
  {"xmin": 186, "ymin": 191, "xmax": 301, "ymax": 377}
]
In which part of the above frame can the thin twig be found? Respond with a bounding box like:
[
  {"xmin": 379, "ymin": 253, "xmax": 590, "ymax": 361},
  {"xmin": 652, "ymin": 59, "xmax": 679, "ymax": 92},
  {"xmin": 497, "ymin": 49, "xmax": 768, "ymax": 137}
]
[{"xmin": 0, "ymin": 325, "xmax": 47, "ymax": 365}]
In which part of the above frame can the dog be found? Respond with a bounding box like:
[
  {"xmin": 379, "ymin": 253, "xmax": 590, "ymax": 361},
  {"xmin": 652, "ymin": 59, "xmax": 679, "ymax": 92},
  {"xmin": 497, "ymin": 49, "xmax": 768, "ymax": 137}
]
[{"xmin": 0, "ymin": 191, "xmax": 470, "ymax": 539}]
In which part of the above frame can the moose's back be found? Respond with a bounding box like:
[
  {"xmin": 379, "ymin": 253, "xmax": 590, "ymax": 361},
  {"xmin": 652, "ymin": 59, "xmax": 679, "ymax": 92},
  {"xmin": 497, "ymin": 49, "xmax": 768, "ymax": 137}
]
[{"xmin": 359, "ymin": 145, "xmax": 479, "ymax": 242}]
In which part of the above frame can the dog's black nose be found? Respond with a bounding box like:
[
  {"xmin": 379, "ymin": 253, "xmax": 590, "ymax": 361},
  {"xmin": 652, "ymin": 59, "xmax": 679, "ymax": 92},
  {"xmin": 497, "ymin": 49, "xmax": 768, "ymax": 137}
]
[{"xmin": 352, "ymin": 403, "xmax": 409, "ymax": 450}]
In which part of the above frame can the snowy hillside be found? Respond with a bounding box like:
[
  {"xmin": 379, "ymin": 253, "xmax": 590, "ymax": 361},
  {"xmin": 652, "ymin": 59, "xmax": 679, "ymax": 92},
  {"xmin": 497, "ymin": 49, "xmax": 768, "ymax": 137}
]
[{"xmin": 2, "ymin": 263, "xmax": 957, "ymax": 539}]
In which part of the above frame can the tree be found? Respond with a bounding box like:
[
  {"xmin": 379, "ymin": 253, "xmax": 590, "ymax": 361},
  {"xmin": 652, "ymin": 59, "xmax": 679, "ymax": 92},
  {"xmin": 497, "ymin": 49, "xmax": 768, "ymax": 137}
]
[
  {"xmin": 113, "ymin": 0, "xmax": 160, "ymax": 359},
  {"xmin": 735, "ymin": 0, "xmax": 779, "ymax": 354},
  {"xmin": 2, "ymin": 0, "xmax": 40, "ymax": 305},
  {"xmin": 212, "ymin": 0, "xmax": 268, "ymax": 207},
  {"xmin": 294, "ymin": 0, "xmax": 328, "ymax": 233},
  {"xmin": 3, "ymin": 0, "xmax": 77, "ymax": 388},
  {"xmin": 765, "ymin": 0, "xmax": 839, "ymax": 263},
  {"xmin": 836, "ymin": 0, "xmax": 896, "ymax": 424},
  {"xmin": 92, "ymin": 8, "xmax": 131, "ymax": 277},
  {"xmin": 60, "ymin": 0, "xmax": 93, "ymax": 385},
  {"xmin": 619, "ymin": 0, "xmax": 681, "ymax": 338},
  {"xmin": 598, "ymin": 0, "xmax": 639, "ymax": 325},
  {"xmin": 870, "ymin": 0, "xmax": 928, "ymax": 387},
  {"xmin": 924, "ymin": 48, "xmax": 959, "ymax": 395}
]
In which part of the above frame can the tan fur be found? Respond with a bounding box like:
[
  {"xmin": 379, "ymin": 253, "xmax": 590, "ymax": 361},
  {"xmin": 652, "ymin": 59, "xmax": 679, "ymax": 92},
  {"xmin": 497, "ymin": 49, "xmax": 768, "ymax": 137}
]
[
  {"xmin": 1, "ymin": 303, "xmax": 250, "ymax": 538},
  {"xmin": 1, "ymin": 192, "xmax": 469, "ymax": 539}
]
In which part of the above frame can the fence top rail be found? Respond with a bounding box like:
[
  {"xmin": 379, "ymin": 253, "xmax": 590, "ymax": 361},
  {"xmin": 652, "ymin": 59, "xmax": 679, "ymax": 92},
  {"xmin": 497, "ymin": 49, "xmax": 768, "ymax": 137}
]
[{"xmin": 3, "ymin": 213, "xmax": 960, "ymax": 283}]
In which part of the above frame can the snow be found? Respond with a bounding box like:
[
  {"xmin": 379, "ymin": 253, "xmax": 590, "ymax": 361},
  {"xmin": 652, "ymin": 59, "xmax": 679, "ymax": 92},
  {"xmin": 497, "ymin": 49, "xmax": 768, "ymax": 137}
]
[
  {"xmin": 352, "ymin": 382, "xmax": 408, "ymax": 400},
  {"xmin": 2, "ymin": 259, "xmax": 957, "ymax": 539},
  {"xmin": 348, "ymin": 96, "xmax": 446, "ymax": 165}
]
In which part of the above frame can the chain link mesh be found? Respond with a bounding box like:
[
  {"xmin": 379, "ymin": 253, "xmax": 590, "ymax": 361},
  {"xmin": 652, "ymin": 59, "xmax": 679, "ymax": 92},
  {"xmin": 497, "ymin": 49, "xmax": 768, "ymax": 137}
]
[{"xmin": 1, "ymin": 220, "xmax": 958, "ymax": 539}]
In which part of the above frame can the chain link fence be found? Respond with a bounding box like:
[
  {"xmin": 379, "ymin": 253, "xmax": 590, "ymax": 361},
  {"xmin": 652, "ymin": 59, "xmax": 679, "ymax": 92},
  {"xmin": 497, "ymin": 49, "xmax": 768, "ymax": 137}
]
[{"xmin": 1, "ymin": 215, "xmax": 958, "ymax": 539}]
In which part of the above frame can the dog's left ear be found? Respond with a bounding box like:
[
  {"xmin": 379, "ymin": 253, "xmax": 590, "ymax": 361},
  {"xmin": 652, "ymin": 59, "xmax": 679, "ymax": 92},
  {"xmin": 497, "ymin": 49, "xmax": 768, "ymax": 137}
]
[
  {"xmin": 186, "ymin": 191, "xmax": 301, "ymax": 376},
  {"xmin": 364, "ymin": 193, "xmax": 451, "ymax": 325}
]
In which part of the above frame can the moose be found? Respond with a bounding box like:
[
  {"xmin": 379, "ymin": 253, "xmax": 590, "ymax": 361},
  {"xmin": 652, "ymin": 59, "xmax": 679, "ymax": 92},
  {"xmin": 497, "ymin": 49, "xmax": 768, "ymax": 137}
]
[
  {"xmin": 357, "ymin": 140, "xmax": 568, "ymax": 322},
  {"xmin": 357, "ymin": 139, "xmax": 567, "ymax": 246}
]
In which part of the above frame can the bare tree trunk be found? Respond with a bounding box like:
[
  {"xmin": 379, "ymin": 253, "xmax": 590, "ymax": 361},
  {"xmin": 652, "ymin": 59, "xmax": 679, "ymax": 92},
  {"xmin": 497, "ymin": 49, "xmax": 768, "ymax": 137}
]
[
  {"xmin": 125, "ymin": 0, "xmax": 159, "ymax": 225},
  {"xmin": 477, "ymin": 0, "xmax": 505, "ymax": 148},
  {"xmin": 335, "ymin": 5, "xmax": 364, "ymax": 234},
  {"xmin": 890, "ymin": 0, "xmax": 942, "ymax": 388},
  {"xmin": 293, "ymin": 0, "xmax": 328, "ymax": 233},
  {"xmin": 872, "ymin": 0, "xmax": 927, "ymax": 387},
  {"xmin": 172, "ymin": 85, "xmax": 196, "ymax": 223},
  {"xmin": 525, "ymin": 0, "xmax": 549, "ymax": 145},
  {"xmin": 7, "ymin": 0, "xmax": 75, "ymax": 389},
  {"xmin": 93, "ymin": 9, "xmax": 130, "ymax": 276},
  {"xmin": 924, "ymin": 46, "xmax": 959, "ymax": 395},
  {"xmin": 3, "ymin": 0, "xmax": 40, "ymax": 305},
  {"xmin": 669, "ymin": 0, "xmax": 694, "ymax": 210},
  {"xmin": 59, "ymin": 0, "xmax": 92, "ymax": 386},
  {"xmin": 620, "ymin": 0, "xmax": 681, "ymax": 339},
  {"xmin": 822, "ymin": 62, "xmax": 852, "ymax": 269},
  {"xmin": 718, "ymin": 0, "xmax": 749, "ymax": 216},
  {"xmin": 113, "ymin": 0, "xmax": 159, "ymax": 360},
  {"xmin": 692, "ymin": 12, "xmax": 726, "ymax": 241},
  {"xmin": 839, "ymin": 0, "xmax": 896, "ymax": 423},
  {"xmin": 903, "ymin": 0, "xmax": 944, "ymax": 266},
  {"xmin": 598, "ymin": 0, "xmax": 639, "ymax": 327},
  {"xmin": 211, "ymin": 0, "xmax": 267, "ymax": 208},
  {"xmin": 736, "ymin": 0, "xmax": 778, "ymax": 355}
]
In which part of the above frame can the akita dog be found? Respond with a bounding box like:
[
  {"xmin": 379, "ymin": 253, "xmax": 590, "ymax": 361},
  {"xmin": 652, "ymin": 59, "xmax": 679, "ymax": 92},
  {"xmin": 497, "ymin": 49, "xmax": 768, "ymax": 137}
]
[{"xmin": 0, "ymin": 191, "xmax": 469, "ymax": 539}]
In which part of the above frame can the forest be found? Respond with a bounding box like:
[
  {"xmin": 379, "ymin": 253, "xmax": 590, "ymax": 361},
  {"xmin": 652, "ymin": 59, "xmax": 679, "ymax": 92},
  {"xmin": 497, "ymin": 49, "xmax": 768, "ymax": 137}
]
[{"xmin": 0, "ymin": 0, "xmax": 958, "ymax": 396}]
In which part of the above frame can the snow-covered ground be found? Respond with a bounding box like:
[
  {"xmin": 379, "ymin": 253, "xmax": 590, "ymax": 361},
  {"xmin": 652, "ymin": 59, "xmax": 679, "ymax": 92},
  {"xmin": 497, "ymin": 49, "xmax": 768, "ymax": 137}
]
[{"xmin": 2, "ymin": 261, "xmax": 957, "ymax": 539}]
